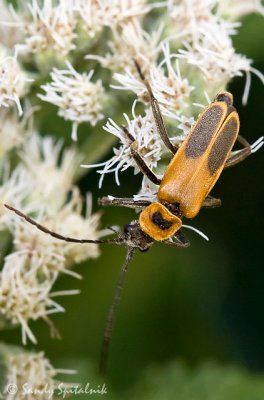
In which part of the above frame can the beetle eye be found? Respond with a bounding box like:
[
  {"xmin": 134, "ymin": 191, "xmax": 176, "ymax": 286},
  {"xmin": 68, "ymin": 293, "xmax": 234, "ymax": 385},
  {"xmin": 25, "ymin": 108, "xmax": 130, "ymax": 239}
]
[{"xmin": 139, "ymin": 203, "xmax": 182, "ymax": 241}]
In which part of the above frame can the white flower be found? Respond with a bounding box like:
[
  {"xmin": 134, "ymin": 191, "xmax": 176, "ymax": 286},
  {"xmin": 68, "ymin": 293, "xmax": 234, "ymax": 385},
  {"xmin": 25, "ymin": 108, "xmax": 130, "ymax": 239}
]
[
  {"xmin": 76, "ymin": 0, "xmax": 152, "ymax": 34},
  {"xmin": 0, "ymin": 105, "xmax": 33, "ymax": 156},
  {"xmin": 0, "ymin": 0, "xmax": 25, "ymax": 48},
  {"xmin": 74, "ymin": 0, "xmax": 105, "ymax": 38},
  {"xmin": 87, "ymin": 20, "xmax": 162, "ymax": 73},
  {"xmin": 2, "ymin": 189, "xmax": 102, "ymax": 344},
  {"xmin": 217, "ymin": 0, "xmax": 264, "ymax": 20},
  {"xmin": 167, "ymin": 0, "xmax": 239, "ymax": 41},
  {"xmin": 16, "ymin": 0, "xmax": 77, "ymax": 56},
  {"xmin": 19, "ymin": 133, "xmax": 82, "ymax": 210},
  {"xmin": 175, "ymin": 114, "xmax": 195, "ymax": 137},
  {"xmin": 10, "ymin": 189, "xmax": 102, "ymax": 277},
  {"xmin": 82, "ymin": 105, "xmax": 166, "ymax": 187},
  {"xmin": 0, "ymin": 50, "xmax": 32, "ymax": 115},
  {"xmin": 0, "ymin": 252, "xmax": 73, "ymax": 344},
  {"xmin": 177, "ymin": 20, "xmax": 264, "ymax": 103},
  {"xmin": 52, "ymin": 192, "xmax": 102, "ymax": 265},
  {"xmin": 165, "ymin": 1, "xmax": 264, "ymax": 104},
  {"xmin": 133, "ymin": 176, "xmax": 158, "ymax": 202},
  {"xmin": 38, "ymin": 61, "xmax": 106, "ymax": 140},
  {"xmin": 112, "ymin": 43, "xmax": 194, "ymax": 116},
  {"xmin": 0, "ymin": 165, "xmax": 31, "ymax": 231},
  {"xmin": 100, "ymin": 0, "xmax": 152, "ymax": 26},
  {"xmin": 3, "ymin": 349, "xmax": 72, "ymax": 400},
  {"xmin": 167, "ymin": 0, "xmax": 219, "ymax": 40}
]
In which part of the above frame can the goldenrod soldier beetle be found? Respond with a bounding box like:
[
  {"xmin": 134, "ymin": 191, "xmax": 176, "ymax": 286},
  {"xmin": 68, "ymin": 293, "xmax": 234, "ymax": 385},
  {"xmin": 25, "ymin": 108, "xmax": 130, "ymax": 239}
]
[{"xmin": 5, "ymin": 61, "xmax": 263, "ymax": 375}]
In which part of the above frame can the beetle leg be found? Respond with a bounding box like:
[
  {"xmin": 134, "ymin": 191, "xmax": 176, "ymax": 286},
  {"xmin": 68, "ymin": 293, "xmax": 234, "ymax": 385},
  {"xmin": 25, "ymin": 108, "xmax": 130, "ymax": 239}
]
[
  {"xmin": 98, "ymin": 196, "xmax": 151, "ymax": 209},
  {"xmin": 237, "ymin": 134, "xmax": 251, "ymax": 147},
  {"xmin": 202, "ymin": 195, "xmax": 222, "ymax": 208},
  {"xmin": 134, "ymin": 60, "xmax": 177, "ymax": 154},
  {"xmin": 164, "ymin": 230, "xmax": 190, "ymax": 248},
  {"xmin": 224, "ymin": 134, "xmax": 262, "ymax": 169},
  {"xmin": 122, "ymin": 126, "xmax": 161, "ymax": 185},
  {"xmin": 130, "ymin": 145, "xmax": 161, "ymax": 185}
]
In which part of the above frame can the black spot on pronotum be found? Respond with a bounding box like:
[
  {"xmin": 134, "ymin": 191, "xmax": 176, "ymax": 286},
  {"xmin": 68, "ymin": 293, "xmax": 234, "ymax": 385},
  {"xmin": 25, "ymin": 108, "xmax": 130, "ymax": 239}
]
[{"xmin": 151, "ymin": 211, "xmax": 173, "ymax": 230}]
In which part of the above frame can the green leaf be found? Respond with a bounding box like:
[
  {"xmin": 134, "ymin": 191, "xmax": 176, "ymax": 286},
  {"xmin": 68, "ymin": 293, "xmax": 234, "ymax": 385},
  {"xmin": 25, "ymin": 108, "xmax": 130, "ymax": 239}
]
[
  {"xmin": 127, "ymin": 362, "xmax": 264, "ymax": 400},
  {"xmin": 80, "ymin": 128, "xmax": 117, "ymax": 166}
]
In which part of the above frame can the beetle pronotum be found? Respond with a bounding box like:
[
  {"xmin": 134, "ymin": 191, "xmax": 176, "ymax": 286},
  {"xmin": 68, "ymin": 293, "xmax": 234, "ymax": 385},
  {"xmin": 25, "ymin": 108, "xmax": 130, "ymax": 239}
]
[{"xmin": 5, "ymin": 61, "xmax": 263, "ymax": 374}]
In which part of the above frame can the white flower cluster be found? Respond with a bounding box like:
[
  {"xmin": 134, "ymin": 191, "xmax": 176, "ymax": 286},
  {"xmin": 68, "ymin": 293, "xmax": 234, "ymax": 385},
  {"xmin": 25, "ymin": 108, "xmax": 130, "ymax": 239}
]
[
  {"xmin": 167, "ymin": 0, "xmax": 264, "ymax": 103},
  {"xmin": 0, "ymin": 0, "xmax": 262, "ymax": 383},
  {"xmin": 217, "ymin": 0, "xmax": 264, "ymax": 19},
  {"xmin": 0, "ymin": 1, "xmax": 112, "ymax": 139},
  {"xmin": 76, "ymin": 0, "xmax": 152, "ymax": 37},
  {"xmin": 84, "ymin": 106, "xmax": 166, "ymax": 187},
  {"xmin": 0, "ymin": 165, "xmax": 30, "ymax": 230},
  {"xmin": 39, "ymin": 62, "xmax": 106, "ymax": 140},
  {"xmin": 0, "ymin": 132, "xmax": 102, "ymax": 343},
  {"xmin": 1, "ymin": 347, "xmax": 73, "ymax": 400},
  {"xmin": 81, "ymin": 0, "xmax": 263, "ymax": 193},
  {"xmin": 0, "ymin": 0, "xmax": 25, "ymax": 48},
  {"xmin": 0, "ymin": 0, "xmax": 262, "ymax": 143},
  {"xmin": 0, "ymin": 0, "xmax": 116, "ymax": 357},
  {"xmin": 19, "ymin": 133, "xmax": 82, "ymax": 207},
  {"xmin": 87, "ymin": 19, "xmax": 163, "ymax": 72},
  {"xmin": 0, "ymin": 107, "xmax": 30, "ymax": 156},
  {"xmin": 15, "ymin": 0, "xmax": 77, "ymax": 56},
  {"xmin": 112, "ymin": 43, "xmax": 194, "ymax": 117},
  {"xmin": 0, "ymin": 254, "xmax": 66, "ymax": 344},
  {"xmin": 0, "ymin": 49, "xmax": 32, "ymax": 116},
  {"xmin": 12, "ymin": 0, "xmax": 152, "ymax": 57}
]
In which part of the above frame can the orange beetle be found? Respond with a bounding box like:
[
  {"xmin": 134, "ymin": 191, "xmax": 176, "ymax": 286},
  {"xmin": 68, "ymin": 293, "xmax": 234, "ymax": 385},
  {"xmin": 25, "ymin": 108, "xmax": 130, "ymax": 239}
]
[
  {"xmin": 5, "ymin": 63, "xmax": 256, "ymax": 375},
  {"xmin": 139, "ymin": 91, "xmax": 240, "ymax": 240}
]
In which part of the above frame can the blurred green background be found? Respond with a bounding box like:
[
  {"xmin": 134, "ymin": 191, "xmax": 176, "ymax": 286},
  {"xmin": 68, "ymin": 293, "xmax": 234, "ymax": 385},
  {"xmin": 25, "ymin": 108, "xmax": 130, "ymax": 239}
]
[{"xmin": 2, "ymin": 12, "xmax": 264, "ymax": 399}]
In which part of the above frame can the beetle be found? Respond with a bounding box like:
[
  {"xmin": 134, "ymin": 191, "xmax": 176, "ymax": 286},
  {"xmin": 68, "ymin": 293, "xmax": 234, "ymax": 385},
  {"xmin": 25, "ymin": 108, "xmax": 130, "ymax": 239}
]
[{"xmin": 5, "ymin": 61, "xmax": 262, "ymax": 374}]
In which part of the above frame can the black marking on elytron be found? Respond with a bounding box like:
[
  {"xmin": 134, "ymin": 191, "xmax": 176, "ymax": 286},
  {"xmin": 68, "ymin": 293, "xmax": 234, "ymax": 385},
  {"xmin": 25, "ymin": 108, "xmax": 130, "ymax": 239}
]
[
  {"xmin": 151, "ymin": 211, "xmax": 173, "ymax": 230},
  {"xmin": 207, "ymin": 113, "xmax": 239, "ymax": 175},
  {"xmin": 185, "ymin": 104, "xmax": 224, "ymax": 159}
]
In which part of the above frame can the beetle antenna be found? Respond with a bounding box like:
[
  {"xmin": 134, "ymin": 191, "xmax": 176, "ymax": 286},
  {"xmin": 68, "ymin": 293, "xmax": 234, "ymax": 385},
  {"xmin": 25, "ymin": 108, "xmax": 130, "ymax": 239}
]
[
  {"xmin": 4, "ymin": 204, "xmax": 121, "ymax": 245},
  {"xmin": 133, "ymin": 59, "xmax": 154, "ymax": 97},
  {"xmin": 99, "ymin": 246, "xmax": 136, "ymax": 375}
]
